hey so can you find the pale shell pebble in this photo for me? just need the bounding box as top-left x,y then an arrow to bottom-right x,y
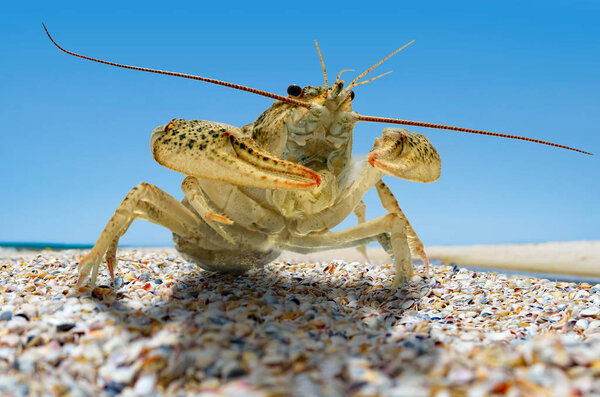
575,318 -> 589,330
1,247 -> 600,395
134,373 -> 156,395
580,307 -> 600,317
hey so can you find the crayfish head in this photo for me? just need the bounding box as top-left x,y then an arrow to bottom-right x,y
279,80 -> 357,176
298,80 -> 354,112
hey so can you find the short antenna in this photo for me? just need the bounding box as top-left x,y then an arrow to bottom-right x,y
314,40 -> 328,87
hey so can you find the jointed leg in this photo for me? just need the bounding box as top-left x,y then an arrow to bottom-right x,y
294,161 -> 384,235
285,212 -> 411,292
78,182 -> 205,287
181,177 -> 235,244
285,181 -> 429,290
284,220 -> 382,253
374,180 -> 430,275
353,200 -> 370,262
105,228 -> 127,281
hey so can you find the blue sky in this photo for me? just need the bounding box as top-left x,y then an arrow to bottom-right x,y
1,0 -> 598,246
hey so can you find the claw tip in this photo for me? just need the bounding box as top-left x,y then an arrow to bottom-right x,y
368,153 -> 377,167
314,174 -> 322,186
75,274 -> 86,288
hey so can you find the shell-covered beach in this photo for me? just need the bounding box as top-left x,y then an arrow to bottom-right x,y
1,245 -> 600,396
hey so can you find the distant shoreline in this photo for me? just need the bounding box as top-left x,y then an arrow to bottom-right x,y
0,242 -> 93,251
0,242 -> 167,251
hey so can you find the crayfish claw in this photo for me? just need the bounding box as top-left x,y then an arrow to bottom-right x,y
152,119 -> 320,190
369,128 -> 441,184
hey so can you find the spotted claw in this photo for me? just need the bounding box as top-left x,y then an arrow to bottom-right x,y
368,128 -> 441,184
151,119 -> 321,190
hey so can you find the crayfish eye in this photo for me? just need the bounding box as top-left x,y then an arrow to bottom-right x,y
287,84 -> 302,97
350,90 -> 355,101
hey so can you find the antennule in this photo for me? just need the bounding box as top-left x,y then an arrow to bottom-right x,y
43,23 -> 311,109
314,40 -> 328,88
351,71 -> 393,88
356,114 -> 593,155
349,40 -> 414,88
334,69 -> 354,85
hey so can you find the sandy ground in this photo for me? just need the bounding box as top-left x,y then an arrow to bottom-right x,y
2,243 -> 600,394
2,248 -> 600,395
280,241 -> 600,279
426,241 -> 600,278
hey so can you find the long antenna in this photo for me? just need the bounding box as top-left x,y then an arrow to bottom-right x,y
43,23 -> 311,109
356,114 -> 593,155
45,25 -> 592,155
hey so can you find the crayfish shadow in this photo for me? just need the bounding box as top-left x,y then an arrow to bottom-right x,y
86,262 -> 440,386
92,261 -> 432,339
